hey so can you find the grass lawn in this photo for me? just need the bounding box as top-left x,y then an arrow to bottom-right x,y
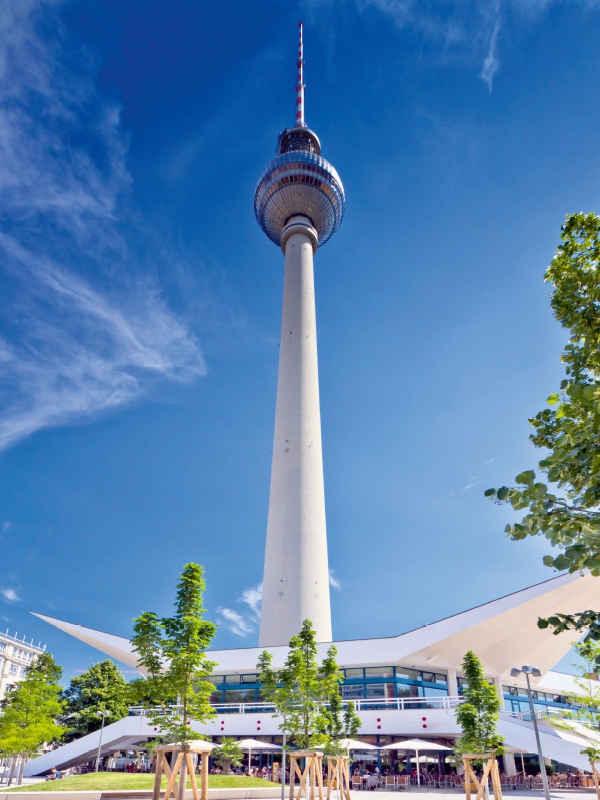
9,773 -> 271,792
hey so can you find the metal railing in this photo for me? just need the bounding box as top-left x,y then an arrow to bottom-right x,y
500,707 -> 563,722
128,695 -> 464,717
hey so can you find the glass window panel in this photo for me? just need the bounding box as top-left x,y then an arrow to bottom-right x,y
345,668 -> 364,679
224,689 -> 255,703
365,667 -> 394,678
422,672 -> 435,684
397,684 -> 419,698
435,674 -> 448,684
241,674 -> 257,683
210,690 -> 223,704
225,674 -> 241,683
397,668 -> 420,682
419,686 -> 448,698
342,684 -> 364,699
206,676 -> 223,685
366,683 -> 394,698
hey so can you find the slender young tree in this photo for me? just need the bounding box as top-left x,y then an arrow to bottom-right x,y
257,619 -> 354,751
60,660 -> 130,741
546,640 -> 600,760
454,651 -> 504,756
486,214 -> 600,638
131,563 -> 217,745
316,645 -> 361,755
0,653 -> 65,785
212,738 -> 244,774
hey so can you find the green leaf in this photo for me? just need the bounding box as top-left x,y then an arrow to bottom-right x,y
553,554 -> 571,571
542,555 -> 555,567
547,393 -> 560,405
496,487 -> 509,501
484,488 -> 495,497
515,470 -> 535,486
537,618 -> 550,629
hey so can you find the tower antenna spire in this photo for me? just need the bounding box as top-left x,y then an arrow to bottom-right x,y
296,22 -> 306,128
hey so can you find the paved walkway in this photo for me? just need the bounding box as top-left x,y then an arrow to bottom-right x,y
348,792 -> 597,800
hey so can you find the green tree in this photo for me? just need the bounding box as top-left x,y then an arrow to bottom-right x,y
60,660 -> 130,741
131,563 -> 217,745
257,619 -> 349,751
316,646 -> 361,755
546,640 -> 600,759
0,653 -> 65,784
212,738 -> 244,774
454,651 -> 504,756
486,213 -> 600,639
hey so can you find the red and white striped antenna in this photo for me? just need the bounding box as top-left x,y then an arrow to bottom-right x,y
295,22 -> 306,128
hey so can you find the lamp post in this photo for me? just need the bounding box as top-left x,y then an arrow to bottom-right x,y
95,710 -> 110,773
510,666 -> 551,800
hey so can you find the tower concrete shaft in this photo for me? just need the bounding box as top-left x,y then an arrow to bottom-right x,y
258,217 -> 332,647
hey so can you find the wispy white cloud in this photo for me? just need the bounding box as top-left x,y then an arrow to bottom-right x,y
1,588 -> 19,603
0,1 -> 207,451
463,476 -> 481,490
217,583 -> 263,638
480,3 -> 501,91
310,0 -> 600,89
329,569 -> 341,590
217,607 -> 255,638
241,584 -> 262,618
2,521 -> 11,533
483,457 -> 496,464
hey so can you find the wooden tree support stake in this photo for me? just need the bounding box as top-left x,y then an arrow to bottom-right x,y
326,756 -> 351,800
288,752 -> 325,800
462,754 -> 502,800
152,743 -> 212,800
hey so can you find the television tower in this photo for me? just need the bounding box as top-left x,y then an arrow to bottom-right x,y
255,23 -> 345,647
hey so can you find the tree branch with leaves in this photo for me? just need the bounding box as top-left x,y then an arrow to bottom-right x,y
486,213 -> 600,639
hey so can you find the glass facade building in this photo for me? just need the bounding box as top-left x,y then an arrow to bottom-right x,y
207,666 -> 449,707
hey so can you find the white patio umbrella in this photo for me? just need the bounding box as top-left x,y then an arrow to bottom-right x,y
380,739 -> 452,787
339,739 -> 379,751
237,739 -> 281,774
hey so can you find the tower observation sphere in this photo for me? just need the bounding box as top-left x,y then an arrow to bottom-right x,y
256,23 -> 342,648
254,30 -> 344,250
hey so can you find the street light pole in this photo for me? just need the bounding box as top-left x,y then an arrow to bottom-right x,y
510,666 -> 551,800
95,711 -> 110,773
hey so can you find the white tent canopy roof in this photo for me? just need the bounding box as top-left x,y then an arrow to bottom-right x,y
237,739 -> 281,750
380,739 -> 452,752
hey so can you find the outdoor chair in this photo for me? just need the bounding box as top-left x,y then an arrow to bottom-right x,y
385,775 -> 396,790
396,775 -> 409,790
352,776 -> 362,791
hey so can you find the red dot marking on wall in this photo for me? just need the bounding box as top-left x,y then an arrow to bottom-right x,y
377,718 -> 381,722
422,725 -> 427,729
422,717 -> 426,721
377,726 -> 381,730
257,727 -> 261,731
257,720 -> 261,723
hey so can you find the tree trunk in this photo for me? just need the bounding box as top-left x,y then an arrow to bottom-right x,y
223,760 -> 230,775
7,756 -> 17,787
17,755 -> 26,786
177,753 -> 187,800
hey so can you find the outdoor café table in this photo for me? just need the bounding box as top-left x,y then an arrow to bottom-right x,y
363,774 -> 380,789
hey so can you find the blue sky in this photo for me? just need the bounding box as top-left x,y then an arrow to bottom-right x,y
1,0 -> 599,682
